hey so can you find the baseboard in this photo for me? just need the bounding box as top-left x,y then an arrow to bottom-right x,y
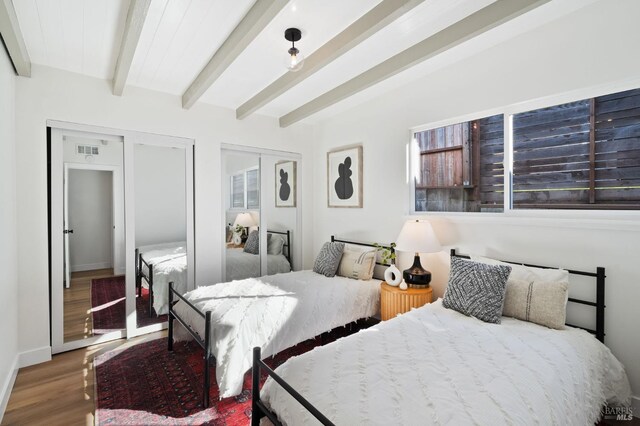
71,262 -> 112,272
18,346 -> 51,368
0,355 -> 18,422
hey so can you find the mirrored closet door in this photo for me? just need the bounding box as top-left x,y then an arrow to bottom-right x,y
132,141 -> 194,333
50,123 -> 194,353
221,147 -> 301,283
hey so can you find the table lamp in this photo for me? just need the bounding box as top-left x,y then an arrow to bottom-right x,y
233,213 -> 256,244
395,220 -> 441,287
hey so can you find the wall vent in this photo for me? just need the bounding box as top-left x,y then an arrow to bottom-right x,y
77,145 -> 99,155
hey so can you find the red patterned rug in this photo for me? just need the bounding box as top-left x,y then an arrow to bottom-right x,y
94,322 -> 374,425
91,276 -> 168,333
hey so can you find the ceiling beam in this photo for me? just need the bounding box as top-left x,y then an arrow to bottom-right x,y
279,0 -> 552,128
182,0 -> 289,110
112,0 -> 151,96
236,0 -> 425,120
0,0 -> 31,76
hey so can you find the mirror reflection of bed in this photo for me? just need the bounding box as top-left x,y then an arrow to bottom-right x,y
222,150 -> 298,282
134,144 -> 187,326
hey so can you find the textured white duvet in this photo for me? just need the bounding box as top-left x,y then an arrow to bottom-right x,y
262,299 -> 631,426
139,242 -> 187,315
225,248 -> 291,281
172,270 -> 381,398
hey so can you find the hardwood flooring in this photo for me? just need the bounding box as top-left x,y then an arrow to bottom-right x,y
2,331 -> 165,426
64,268 -> 120,342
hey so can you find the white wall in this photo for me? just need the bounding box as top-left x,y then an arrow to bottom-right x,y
134,144 -> 187,247
0,48 -> 18,419
68,169 -> 113,271
14,65 -> 315,365
312,0 -> 640,400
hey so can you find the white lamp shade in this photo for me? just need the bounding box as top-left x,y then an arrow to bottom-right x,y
395,220 -> 441,254
233,212 -> 255,228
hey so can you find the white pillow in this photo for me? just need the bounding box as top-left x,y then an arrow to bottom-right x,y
337,245 -> 376,280
267,234 -> 285,255
503,279 -> 569,329
471,255 -> 569,284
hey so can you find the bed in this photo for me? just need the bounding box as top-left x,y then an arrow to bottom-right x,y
135,241 -> 187,317
167,237 -> 392,407
225,230 -> 292,281
252,249 -> 632,426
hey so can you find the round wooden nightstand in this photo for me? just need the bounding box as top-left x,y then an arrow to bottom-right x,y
380,282 -> 433,321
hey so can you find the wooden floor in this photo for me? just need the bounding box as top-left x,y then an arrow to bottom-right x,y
2,331 -> 165,426
64,268 -> 119,342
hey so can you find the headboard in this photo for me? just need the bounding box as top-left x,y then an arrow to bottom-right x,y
268,229 -> 291,265
450,249 -> 606,343
331,235 -> 394,280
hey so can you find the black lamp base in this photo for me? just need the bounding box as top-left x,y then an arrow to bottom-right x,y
403,253 -> 432,287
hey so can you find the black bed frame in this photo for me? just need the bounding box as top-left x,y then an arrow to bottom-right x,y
167,235 -> 391,408
138,230 -> 292,318
250,249 -> 607,426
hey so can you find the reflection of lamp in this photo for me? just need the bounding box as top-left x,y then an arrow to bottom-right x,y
233,213 -> 256,244
395,220 -> 441,287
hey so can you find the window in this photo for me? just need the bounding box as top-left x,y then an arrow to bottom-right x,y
411,87 -> 640,212
230,167 -> 259,209
413,114 -> 504,212
513,88 -> 640,209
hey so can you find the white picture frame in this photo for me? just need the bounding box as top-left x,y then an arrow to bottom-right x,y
327,145 -> 363,208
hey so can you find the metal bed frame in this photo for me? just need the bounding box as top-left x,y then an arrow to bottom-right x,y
251,249 -> 606,426
167,235 -> 391,408
137,230 -> 292,318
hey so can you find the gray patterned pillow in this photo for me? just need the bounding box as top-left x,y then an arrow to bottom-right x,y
313,242 -> 345,277
243,230 -> 259,254
443,257 -> 512,324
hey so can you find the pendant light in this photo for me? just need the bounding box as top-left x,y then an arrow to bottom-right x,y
284,28 -> 304,72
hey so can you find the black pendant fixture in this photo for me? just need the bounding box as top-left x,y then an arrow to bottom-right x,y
284,28 -> 304,72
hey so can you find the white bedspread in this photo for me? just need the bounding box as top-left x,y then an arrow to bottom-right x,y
262,299 -> 631,426
139,242 -> 187,315
225,248 -> 291,281
172,270 -> 381,398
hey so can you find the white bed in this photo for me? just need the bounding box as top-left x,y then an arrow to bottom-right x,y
137,241 -> 187,315
171,270 -> 381,398
225,247 -> 291,281
261,299 -> 631,425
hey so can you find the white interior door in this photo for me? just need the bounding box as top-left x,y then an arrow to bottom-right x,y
63,163 -> 71,288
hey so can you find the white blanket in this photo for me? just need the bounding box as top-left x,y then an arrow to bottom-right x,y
262,299 -> 631,425
225,248 -> 291,281
139,242 -> 187,315
172,270 -> 381,398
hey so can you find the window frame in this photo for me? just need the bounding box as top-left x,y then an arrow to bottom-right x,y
408,79 -> 640,220
229,166 -> 259,211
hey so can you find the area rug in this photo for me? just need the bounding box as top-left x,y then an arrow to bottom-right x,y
91,276 -> 167,333
94,323 -> 374,425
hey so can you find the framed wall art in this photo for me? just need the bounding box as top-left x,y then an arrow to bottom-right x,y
275,160 -> 296,207
327,145 -> 362,208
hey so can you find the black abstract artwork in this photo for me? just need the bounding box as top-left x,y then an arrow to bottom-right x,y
327,145 -> 362,208
334,156 -> 354,200
279,168 -> 290,201
276,161 -> 296,207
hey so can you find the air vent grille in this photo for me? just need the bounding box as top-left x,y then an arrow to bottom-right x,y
77,145 -> 99,155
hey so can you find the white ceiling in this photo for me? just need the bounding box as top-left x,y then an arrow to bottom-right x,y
10,0 -> 601,124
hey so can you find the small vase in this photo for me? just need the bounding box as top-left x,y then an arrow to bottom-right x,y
384,263 -> 402,286
232,233 -> 242,245
399,280 -> 408,291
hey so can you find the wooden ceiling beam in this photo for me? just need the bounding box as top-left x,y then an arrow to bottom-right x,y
235,0 -> 425,120
279,0 -> 552,128
112,0 -> 151,96
182,0 -> 289,110
0,0 -> 31,77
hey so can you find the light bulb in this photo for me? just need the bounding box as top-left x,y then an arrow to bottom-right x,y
286,47 -> 304,72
